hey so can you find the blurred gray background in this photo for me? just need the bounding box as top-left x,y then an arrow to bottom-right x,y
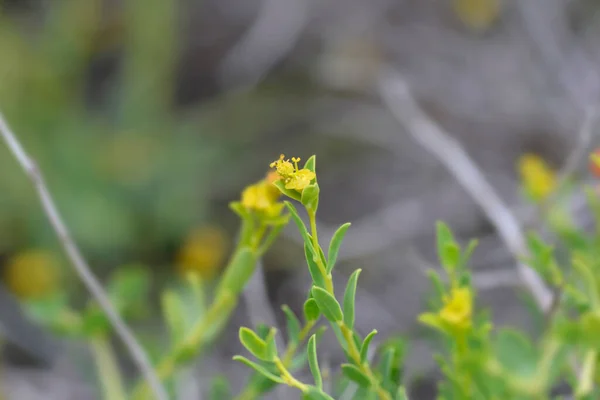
1,0 -> 600,398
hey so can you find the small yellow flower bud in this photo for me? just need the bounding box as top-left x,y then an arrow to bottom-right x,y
518,153 -> 557,201
4,250 -> 61,300
176,226 -> 228,279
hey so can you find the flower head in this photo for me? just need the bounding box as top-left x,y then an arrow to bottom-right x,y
4,249 -> 61,300
240,172 -> 283,218
439,286 -> 473,330
518,153 -> 557,201
176,226 -> 228,279
270,154 -> 316,192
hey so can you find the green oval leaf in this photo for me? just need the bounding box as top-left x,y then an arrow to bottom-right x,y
327,223 -> 351,274
273,180 -> 302,201
311,286 -> 343,322
304,298 -> 321,321
239,327 -> 269,361
233,356 -> 285,384
341,364 -> 371,388
282,305 -> 301,345
360,329 -> 378,364
264,328 -> 278,361
343,269 -> 361,329
307,334 -> 322,389
304,155 -> 317,174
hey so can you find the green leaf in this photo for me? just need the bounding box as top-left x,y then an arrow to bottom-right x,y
436,222 -> 455,257
264,328 -> 278,361
425,270 -> 445,306
215,247 -> 257,296
273,180 -> 302,201
306,243 -> 327,289
233,356 -> 285,384
229,201 -> 250,220
302,387 -> 335,400
460,239 -> 478,267
441,243 -> 461,271
311,286 -> 343,322
282,305 -> 301,344
341,364 -> 371,388
360,330 -> 378,363
343,269 -> 361,329
572,255 -> 600,308
494,328 -> 538,378
304,155 -> 317,174
161,290 -> 187,343
304,298 -> 321,321
239,327 -> 269,361
301,183 -> 320,211
327,223 -> 351,274
378,347 -> 398,393
307,334 -> 323,389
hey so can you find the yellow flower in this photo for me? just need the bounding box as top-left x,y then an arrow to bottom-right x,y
439,287 -> 473,330
4,249 -> 61,300
453,0 -> 501,32
176,226 -> 228,279
270,154 -> 295,178
518,153 -> 557,201
240,172 -> 283,218
284,169 -> 316,191
270,154 -> 316,192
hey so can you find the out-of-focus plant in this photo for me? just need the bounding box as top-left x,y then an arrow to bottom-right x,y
0,0 -> 222,262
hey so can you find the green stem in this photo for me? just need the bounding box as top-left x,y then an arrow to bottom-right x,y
234,320 -> 317,400
340,323 -> 392,400
90,336 -> 127,400
274,357 -> 308,392
307,209 -> 334,293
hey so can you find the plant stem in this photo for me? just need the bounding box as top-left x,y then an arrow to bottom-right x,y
274,357 -> 308,392
306,208 -> 390,400
90,336 -> 127,400
307,209 -> 334,293
340,323 -> 392,400
234,320 -> 317,400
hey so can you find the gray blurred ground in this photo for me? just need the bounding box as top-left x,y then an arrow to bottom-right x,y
4,0 -> 600,398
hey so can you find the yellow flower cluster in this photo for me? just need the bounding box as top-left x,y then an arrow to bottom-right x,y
518,153 -> 557,201
176,226 -> 228,279
4,250 -> 61,300
270,154 -> 316,192
240,171 -> 283,217
439,286 -> 473,330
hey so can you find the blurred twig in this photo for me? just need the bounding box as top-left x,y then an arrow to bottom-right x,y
377,67 -> 554,312
0,112 -> 168,400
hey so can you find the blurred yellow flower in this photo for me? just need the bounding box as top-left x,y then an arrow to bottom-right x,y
453,0 -> 501,32
240,171 -> 283,218
176,226 -> 229,279
518,153 -> 557,201
4,250 -> 61,300
439,287 -> 473,330
270,154 -> 315,192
